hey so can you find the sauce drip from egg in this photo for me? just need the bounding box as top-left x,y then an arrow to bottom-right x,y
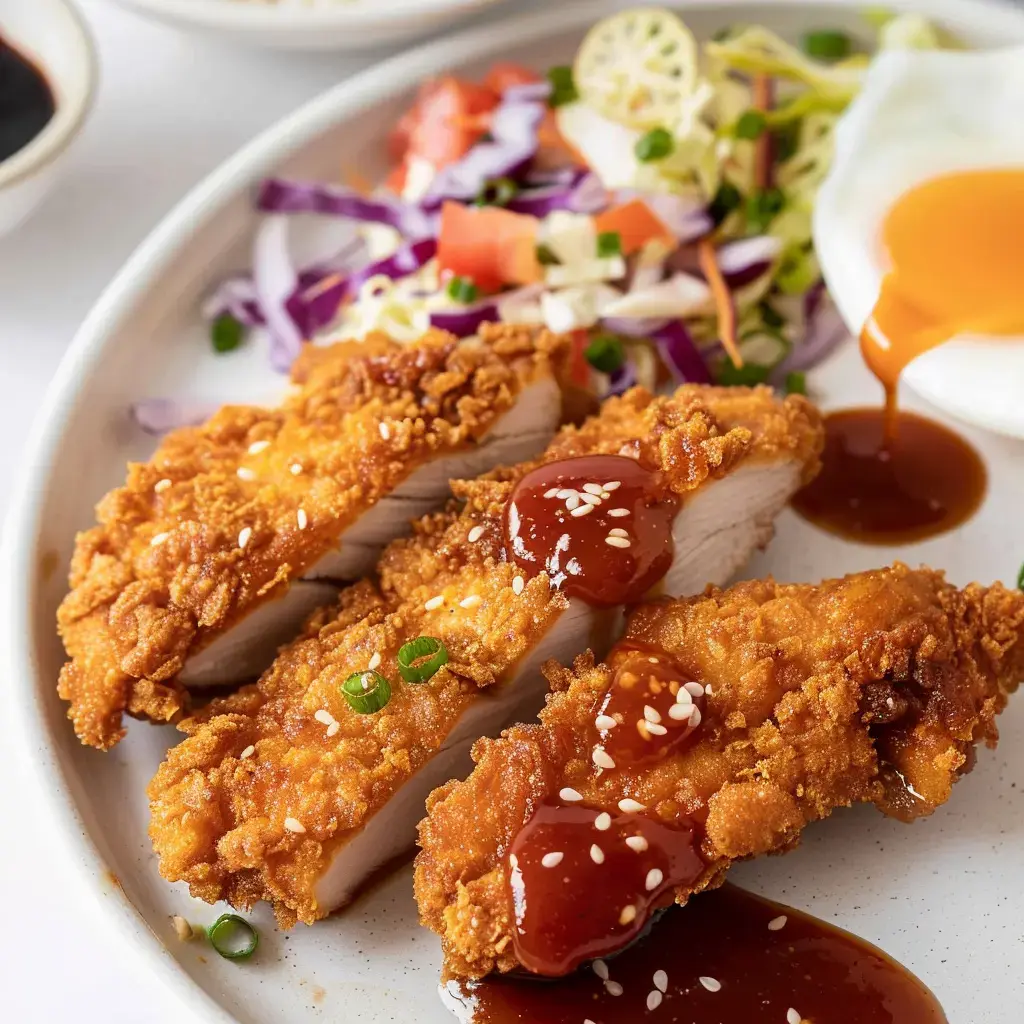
504,455 -> 677,607
0,34 -> 55,163
448,884 -> 947,1024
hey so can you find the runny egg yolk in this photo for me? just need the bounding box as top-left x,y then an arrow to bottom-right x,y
862,168 -> 1024,394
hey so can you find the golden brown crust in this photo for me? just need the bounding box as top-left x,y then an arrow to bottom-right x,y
414,564 -> 1024,979
147,383 -> 823,925
58,326 -> 566,750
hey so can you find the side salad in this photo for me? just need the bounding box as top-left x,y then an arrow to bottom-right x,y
183,7 -> 951,430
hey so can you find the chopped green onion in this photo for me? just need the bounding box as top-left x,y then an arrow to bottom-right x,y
476,176 -> 519,208
584,334 -> 626,374
206,914 -> 258,961
397,637 -> 448,684
342,671 -> 392,714
712,26 -> 734,42
745,187 -> 786,233
536,244 -> 560,266
760,301 -> 785,331
772,122 -> 801,162
709,182 -> 743,226
634,127 -> 674,163
446,276 -> 479,304
1018,561 -> 1024,590
547,66 -> 578,108
776,247 -> 818,295
211,313 -> 245,354
596,231 -> 622,258
802,29 -> 853,61
785,371 -> 807,396
716,361 -> 772,387
734,110 -> 767,140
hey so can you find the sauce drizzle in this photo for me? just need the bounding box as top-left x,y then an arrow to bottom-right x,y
448,884 -> 947,1024
0,34 -> 55,163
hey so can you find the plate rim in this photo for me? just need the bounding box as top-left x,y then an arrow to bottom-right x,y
5,0 -> 1024,1019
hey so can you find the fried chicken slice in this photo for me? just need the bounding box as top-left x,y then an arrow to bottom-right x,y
58,325 -> 566,749
415,564 -> 1024,980
147,384 -> 823,926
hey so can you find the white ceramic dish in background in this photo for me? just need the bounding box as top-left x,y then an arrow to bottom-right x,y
106,0 -> 507,51
0,0 -> 97,237
3,2 -> 1024,1023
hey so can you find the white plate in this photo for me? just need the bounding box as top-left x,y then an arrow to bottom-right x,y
104,0 -> 509,52
4,2 -> 1024,1022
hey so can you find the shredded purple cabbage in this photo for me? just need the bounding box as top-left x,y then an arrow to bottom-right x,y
651,321 -> 713,384
132,398 -> 220,436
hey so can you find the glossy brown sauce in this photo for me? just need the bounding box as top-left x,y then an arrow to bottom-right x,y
507,804 -> 703,977
791,406 -> 986,545
593,648 -> 705,769
0,34 -> 55,163
504,455 -> 677,607
448,884 -> 947,1024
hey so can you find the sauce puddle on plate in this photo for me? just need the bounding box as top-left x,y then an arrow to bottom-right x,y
0,33 -> 56,163
446,884 -> 947,1024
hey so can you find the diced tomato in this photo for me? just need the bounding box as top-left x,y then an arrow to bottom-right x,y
594,199 -> 677,256
568,329 -> 593,387
484,62 -> 541,94
437,202 -> 542,293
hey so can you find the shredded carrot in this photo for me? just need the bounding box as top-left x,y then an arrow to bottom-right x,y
752,74 -> 773,192
698,237 -> 742,369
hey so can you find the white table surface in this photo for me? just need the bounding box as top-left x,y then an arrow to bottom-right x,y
0,2 -> 524,1018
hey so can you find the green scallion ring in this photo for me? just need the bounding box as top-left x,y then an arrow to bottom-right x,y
342,670 -> 392,714
206,914 -> 258,961
397,637 -> 448,684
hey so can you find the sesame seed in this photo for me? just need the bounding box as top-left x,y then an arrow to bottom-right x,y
787,1009 -> 802,1024
424,595 -> 444,610
460,595 -> 482,609
647,990 -> 663,1011
571,504 -> 594,517
379,422 -> 391,440
675,688 -> 693,705
607,508 -> 630,517
594,812 -> 612,831
154,478 -> 171,493
603,481 -> 621,491
705,684 -> 713,695
668,703 -> 691,721
284,817 -> 306,834
592,960 -> 609,981
237,526 -> 252,549
583,483 -> 604,496
509,854 -> 519,870
248,440 -> 270,455
625,835 -> 648,853
585,1019 -> 597,1024
579,492 -> 602,506
592,748 -> 615,770
604,536 -> 631,548
239,745 -> 255,759
684,682 -> 705,698
618,798 -> 645,813
768,915 -> 787,931
237,467 -> 256,481
290,463 -> 303,475
605,981 -> 623,997
608,527 -> 629,539
297,508 -> 308,530
368,652 -> 381,671
541,851 -> 564,868
544,488 -> 559,499
653,970 -> 668,993
643,705 -> 662,724
565,494 -> 580,510
314,710 -> 334,726
512,576 -> 525,595
595,714 -> 618,730
699,976 -> 721,993
646,722 -> 668,736
645,868 -> 664,891
326,721 -> 340,738
556,489 -> 575,500
689,707 -> 702,727
590,844 -> 605,864
150,532 -> 170,546
468,525 -> 485,543
171,916 -> 194,942
560,787 -> 583,802
618,905 -> 637,926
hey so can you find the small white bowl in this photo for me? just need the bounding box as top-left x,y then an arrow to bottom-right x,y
0,0 -> 97,237
106,0 -> 509,52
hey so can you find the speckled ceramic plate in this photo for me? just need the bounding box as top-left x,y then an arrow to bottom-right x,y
4,2 -> 1024,1022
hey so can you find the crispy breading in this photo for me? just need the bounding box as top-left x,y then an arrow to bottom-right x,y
415,564 -> 1024,979
58,325 -> 566,750
147,384 -> 823,926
